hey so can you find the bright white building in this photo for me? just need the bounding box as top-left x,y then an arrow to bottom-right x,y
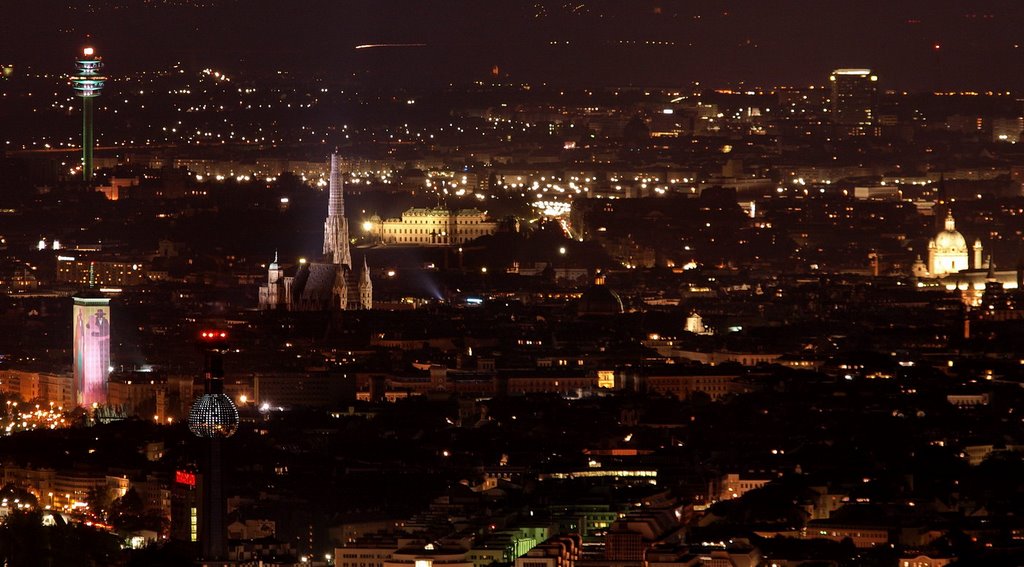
379,208 -> 498,246
927,212 -> 980,277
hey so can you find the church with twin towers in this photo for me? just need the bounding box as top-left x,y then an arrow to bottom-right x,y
258,155 -> 372,311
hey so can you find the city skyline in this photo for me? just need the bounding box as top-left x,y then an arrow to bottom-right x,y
8,3 -> 1024,566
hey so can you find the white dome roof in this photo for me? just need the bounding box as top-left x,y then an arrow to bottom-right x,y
934,229 -> 967,252
932,211 -> 968,253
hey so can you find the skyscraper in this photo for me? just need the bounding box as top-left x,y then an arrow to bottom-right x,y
72,293 -> 110,408
70,47 -> 106,183
829,68 -> 877,136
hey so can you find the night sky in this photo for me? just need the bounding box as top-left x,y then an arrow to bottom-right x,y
4,0 -> 1024,89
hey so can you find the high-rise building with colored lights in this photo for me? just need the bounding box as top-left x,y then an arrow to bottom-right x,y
829,68 -> 877,136
72,293 -> 111,407
70,47 -> 106,183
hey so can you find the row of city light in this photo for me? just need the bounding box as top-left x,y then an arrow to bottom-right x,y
3,401 -> 69,435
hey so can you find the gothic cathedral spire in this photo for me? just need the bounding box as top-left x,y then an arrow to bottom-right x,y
323,154 -> 352,268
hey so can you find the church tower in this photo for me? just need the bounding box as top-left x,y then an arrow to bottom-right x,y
359,256 -> 373,310
265,251 -> 283,308
323,154 -> 352,268
259,155 -> 371,311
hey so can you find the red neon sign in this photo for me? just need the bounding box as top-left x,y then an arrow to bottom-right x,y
175,470 -> 196,486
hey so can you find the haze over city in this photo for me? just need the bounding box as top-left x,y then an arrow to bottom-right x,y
5,1 -> 1024,88
7,2 -> 1024,567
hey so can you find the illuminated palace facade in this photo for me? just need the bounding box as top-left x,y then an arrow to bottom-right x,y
258,155 -> 372,311
377,208 -> 499,245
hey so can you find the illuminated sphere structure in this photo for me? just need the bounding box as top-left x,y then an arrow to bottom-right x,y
188,393 -> 239,438
190,329 -> 236,562
70,47 -> 106,183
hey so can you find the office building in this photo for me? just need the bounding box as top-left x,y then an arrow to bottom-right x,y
829,68 -> 877,135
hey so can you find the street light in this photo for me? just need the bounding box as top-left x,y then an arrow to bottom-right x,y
559,247 -> 568,283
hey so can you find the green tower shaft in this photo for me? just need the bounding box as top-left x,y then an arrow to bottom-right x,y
71,47 -> 105,186
82,96 -> 94,182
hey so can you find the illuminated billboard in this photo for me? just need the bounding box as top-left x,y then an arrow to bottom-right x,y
175,470 -> 197,487
73,296 -> 110,407
598,370 -> 616,389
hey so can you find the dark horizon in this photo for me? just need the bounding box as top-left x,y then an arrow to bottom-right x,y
4,0 -> 1024,90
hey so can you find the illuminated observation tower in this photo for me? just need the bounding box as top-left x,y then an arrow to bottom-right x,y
70,47 -> 106,183
188,330 -> 239,565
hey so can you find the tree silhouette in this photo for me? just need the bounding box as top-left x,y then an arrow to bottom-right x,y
110,487 -> 145,531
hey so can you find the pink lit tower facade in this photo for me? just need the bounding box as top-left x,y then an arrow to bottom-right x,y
73,293 -> 111,407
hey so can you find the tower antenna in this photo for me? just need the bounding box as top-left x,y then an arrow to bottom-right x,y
71,45 -> 106,184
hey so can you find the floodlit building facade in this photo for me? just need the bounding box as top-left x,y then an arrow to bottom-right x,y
379,208 -> 498,245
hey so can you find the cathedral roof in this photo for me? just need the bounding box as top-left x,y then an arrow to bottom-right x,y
294,262 -> 341,303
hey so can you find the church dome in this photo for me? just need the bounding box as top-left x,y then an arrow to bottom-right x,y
933,229 -> 967,253
932,211 -> 967,253
927,211 -> 972,277
577,284 -> 624,316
